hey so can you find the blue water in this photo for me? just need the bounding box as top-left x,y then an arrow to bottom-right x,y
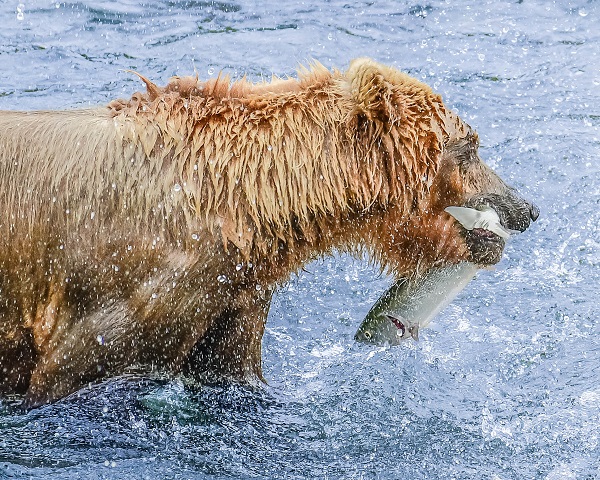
1,1 -> 599,479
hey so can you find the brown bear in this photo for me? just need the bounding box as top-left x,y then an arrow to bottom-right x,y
0,58 -> 538,407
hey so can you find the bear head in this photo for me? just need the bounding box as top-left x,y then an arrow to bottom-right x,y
344,58 -> 538,274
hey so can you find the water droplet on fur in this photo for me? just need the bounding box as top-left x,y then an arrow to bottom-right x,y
97,335 -> 105,345
236,263 -> 243,271
256,284 -> 262,291
217,274 -> 227,283
173,183 -> 182,192
191,233 -> 199,240
90,211 -> 95,220
267,145 -> 273,151
151,293 -> 157,299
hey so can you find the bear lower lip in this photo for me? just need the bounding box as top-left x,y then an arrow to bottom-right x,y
465,228 -> 505,265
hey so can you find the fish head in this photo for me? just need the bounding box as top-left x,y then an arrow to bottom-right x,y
427,128 -> 539,266
354,312 -> 418,346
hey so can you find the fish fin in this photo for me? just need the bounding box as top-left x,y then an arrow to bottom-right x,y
445,206 -> 511,240
445,206 -> 480,230
489,224 -> 512,240
409,326 -> 419,341
479,208 -> 511,239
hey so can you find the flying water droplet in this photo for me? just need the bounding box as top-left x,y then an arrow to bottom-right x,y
16,3 -> 25,20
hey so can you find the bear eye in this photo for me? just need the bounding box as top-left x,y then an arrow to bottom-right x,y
458,150 -> 477,168
456,140 -> 480,171
444,137 -> 477,168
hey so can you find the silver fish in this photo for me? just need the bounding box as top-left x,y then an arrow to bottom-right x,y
354,262 -> 478,346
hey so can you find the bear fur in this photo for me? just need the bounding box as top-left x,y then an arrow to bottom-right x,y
0,58 -> 536,407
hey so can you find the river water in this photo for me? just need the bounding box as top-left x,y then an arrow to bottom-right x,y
0,1 -> 598,479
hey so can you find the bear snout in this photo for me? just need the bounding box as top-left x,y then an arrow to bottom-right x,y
452,190 -> 538,266
464,191 -> 539,235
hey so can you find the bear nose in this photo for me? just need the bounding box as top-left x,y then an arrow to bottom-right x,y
529,202 -> 540,222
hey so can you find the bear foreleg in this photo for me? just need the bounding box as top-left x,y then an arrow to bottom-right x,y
182,286 -> 273,385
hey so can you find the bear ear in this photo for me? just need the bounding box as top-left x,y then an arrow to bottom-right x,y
345,58 -> 397,123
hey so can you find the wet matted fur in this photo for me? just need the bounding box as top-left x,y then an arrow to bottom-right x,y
0,58 -> 534,406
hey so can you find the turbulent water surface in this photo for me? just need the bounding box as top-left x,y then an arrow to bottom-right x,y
0,1 -> 599,479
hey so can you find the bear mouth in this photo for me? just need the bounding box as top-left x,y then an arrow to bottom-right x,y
445,203 -> 510,265
451,191 -> 538,266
